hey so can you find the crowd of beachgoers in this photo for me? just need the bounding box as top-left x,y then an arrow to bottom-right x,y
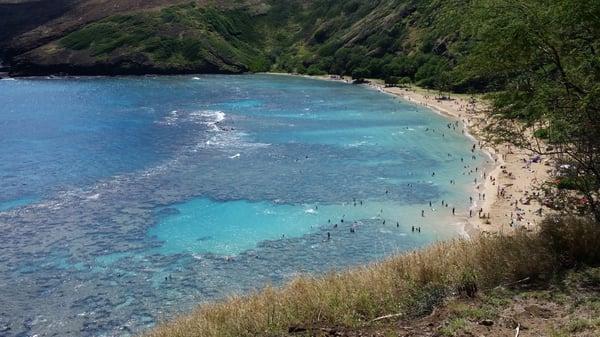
378,83 -> 551,236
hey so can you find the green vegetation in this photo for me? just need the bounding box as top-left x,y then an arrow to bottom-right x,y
567,318 -> 600,333
60,3 -> 271,72
144,216 -> 599,337
264,0 -> 468,88
438,318 -> 467,337
446,301 -> 499,321
55,0 -> 472,84
455,0 -> 600,222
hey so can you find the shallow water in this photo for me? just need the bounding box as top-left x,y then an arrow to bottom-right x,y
0,74 -> 489,336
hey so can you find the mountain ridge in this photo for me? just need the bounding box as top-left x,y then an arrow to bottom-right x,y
1,0 -> 468,91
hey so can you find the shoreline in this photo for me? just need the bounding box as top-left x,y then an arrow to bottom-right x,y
273,72 -> 551,237
5,71 -> 551,237
375,83 -> 550,236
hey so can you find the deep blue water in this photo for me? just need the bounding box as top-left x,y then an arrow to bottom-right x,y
0,75 -> 489,336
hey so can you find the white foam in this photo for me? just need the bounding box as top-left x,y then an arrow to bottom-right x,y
157,110 -> 181,126
229,153 -> 241,159
86,193 -> 100,200
157,110 -> 226,127
187,110 -> 225,126
347,140 -> 369,147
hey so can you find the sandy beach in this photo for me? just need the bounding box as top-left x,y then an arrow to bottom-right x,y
374,82 -> 552,236
279,73 -> 553,236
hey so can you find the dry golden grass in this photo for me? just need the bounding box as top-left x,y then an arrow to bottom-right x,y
144,217 -> 600,337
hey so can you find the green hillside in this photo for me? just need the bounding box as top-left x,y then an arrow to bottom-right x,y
58,5 -> 271,73
9,0 -> 474,88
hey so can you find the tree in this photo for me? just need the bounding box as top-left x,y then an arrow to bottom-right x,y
461,0 -> 600,221
351,67 -> 370,80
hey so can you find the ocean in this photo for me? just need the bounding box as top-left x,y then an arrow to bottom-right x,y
0,74 -> 489,336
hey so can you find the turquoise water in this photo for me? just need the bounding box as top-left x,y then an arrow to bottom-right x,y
0,74 -> 490,336
150,199 -> 455,256
0,197 -> 37,211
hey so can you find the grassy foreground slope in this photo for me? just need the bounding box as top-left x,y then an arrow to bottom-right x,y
145,217 -> 600,337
